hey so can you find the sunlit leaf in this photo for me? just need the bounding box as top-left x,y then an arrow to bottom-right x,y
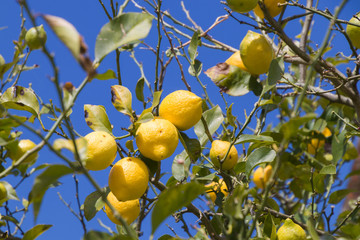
280,113 -> 317,140
110,85 -> 133,118
95,69 -> 117,80
172,150 -> 190,181
53,138 -> 87,163
188,59 -> 202,77
84,104 -> 112,134
151,182 -> 205,233
188,31 -> 200,63
23,224 -> 52,240
235,134 -> 275,145
95,13 -> 153,63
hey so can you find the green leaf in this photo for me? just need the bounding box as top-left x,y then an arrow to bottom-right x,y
43,15 -> 81,60
0,115 -> 27,130
23,224 -> 52,240
188,31 -> 200,63
95,13 -> 153,63
194,105 -> 224,146
95,69 -> 117,80
172,150 -> 190,181
179,132 -> 201,162
328,189 -> 354,204
28,165 -> 74,220
319,164 -> 336,175
263,214 -> 277,240
280,113 -> 317,140
84,104 -> 113,134
224,185 -> 247,219
245,147 -> 276,178
331,130 -> 347,163
83,231 -> 112,240
306,218 -> 320,240
151,90 -> 162,109
53,138 -> 87,163
151,182 -> 206,234
235,134 -> 275,145
0,86 -> 40,117
205,64 -> 253,96
188,59 -> 202,77
262,57 -> 284,95
0,181 -> 19,201
226,103 -> 236,127
111,85 -> 133,118
135,77 -> 145,102
84,187 -> 110,221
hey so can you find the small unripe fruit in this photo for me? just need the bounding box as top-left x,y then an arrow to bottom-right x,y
25,25 -> 47,50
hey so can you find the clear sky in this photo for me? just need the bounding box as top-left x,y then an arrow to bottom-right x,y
0,0 -> 359,239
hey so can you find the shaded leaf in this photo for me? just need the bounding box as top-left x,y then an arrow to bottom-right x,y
245,147 -> 276,178
306,218 -> 320,240
263,214 -> 277,240
111,85 -> 133,118
135,77 -> 145,102
95,13 -> 153,62
319,165 -> 336,175
262,57 -> 284,94
329,189 -> 354,204
84,187 -> 110,221
53,138 -> 87,163
179,132 -> 201,162
224,185 -> 247,219
280,113 -> 317,140
172,150 -> 190,181
28,165 -> 74,220
188,59 -> 202,77
84,104 -> 112,134
188,31 -> 200,63
83,231 -> 112,240
194,105 -> 224,146
23,224 -> 52,240
331,130 -> 347,163
95,69 -> 117,80
151,182 -> 205,233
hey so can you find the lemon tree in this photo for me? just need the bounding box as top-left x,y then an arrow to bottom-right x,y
2,1 -> 360,240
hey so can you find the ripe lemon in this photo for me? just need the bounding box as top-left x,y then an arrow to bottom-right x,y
226,0 -> 259,13
0,183 -> 7,201
225,51 -> 249,72
135,118 -> 179,161
108,157 -> 149,201
346,13 -> 360,49
277,218 -> 307,240
8,139 -> 39,163
253,165 -> 273,189
206,179 -> 228,202
159,90 -> 203,131
210,140 -> 238,170
253,0 -> 286,19
307,127 -> 331,155
104,191 -> 140,225
25,25 -> 47,50
240,31 -> 274,75
84,131 -> 117,171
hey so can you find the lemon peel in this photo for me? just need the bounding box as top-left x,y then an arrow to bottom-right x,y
225,51 -> 249,72
226,0 -> 259,13
253,165 -> 273,189
210,140 -> 238,170
206,179 -> 228,203
253,0 -> 286,19
8,139 -> 39,164
277,218 -> 307,240
346,13 -> 360,49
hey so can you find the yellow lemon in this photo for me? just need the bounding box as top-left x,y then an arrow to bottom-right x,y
225,51 -> 249,72
253,165 -> 273,189
277,218 -> 307,240
0,183 -> 7,201
9,139 -> 39,163
226,0 -> 259,13
209,140 -> 238,170
253,0 -> 286,19
206,179 -> 228,202
104,191 -> 140,225
108,157 -> 149,201
159,90 -> 203,131
240,31 -> 274,75
136,118 -> 179,161
307,127 -> 331,155
346,13 -> 360,49
84,131 -> 117,171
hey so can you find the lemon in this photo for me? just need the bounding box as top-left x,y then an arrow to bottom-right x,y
240,31 -> 274,75
253,0 -> 286,19
108,157 -> 149,201
25,25 -> 47,50
8,139 -> 39,163
253,165 -> 273,189
136,118 -> 179,161
277,218 -> 307,240
84,131 -> 117,171
210,140 -> 238,170
226,0 -> 259,13
0,183 -> 7,201
225,51 -> 249,72
159,90 -> 203,131
346,13 -> 360,49
307,127 -> 331,155
104,191 -> 140,225
206,179 -> 228,202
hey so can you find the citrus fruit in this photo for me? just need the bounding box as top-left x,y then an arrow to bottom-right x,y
225,51 -> 249,72
0,55 -> 5,66
253,0 -> 286,19
104,191 -> 140,225
84,131 -> 117,171
346,13 -> 360,49
159,90 -> 203,131
206,179 -> 228,202
108,157 -> 149,201
0,183 -> 7,201
8,139 -> 39,163
253,165 -> 273,189
135,118 -> 179,161
210,140 -> 238,170
226,0 -> 259,13
307,127 -> 331,155
25,25 -> 47,50
240,31 -> 274,75
277,218 -> 307,240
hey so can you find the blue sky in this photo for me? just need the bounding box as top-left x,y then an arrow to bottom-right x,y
1,0 -> 359,239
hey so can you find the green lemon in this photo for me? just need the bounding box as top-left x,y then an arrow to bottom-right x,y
25,25 -> 47,50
